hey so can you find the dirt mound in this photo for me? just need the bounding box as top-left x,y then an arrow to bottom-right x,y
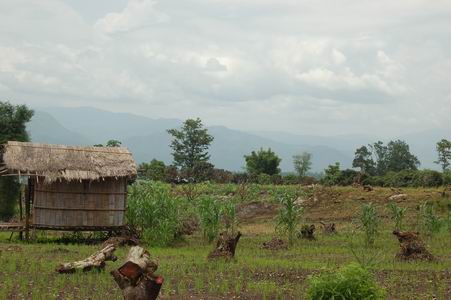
237,201 -> 277,220
261,237 -> 287,250
178,217 -> 199,235
393,230 -> 434,261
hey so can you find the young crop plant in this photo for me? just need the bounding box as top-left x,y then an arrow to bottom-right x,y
221,201 -> 238,235
198,195 -> 222,242
306,263 -> 386,300
126,181 -> 182,247
387,202 -> 407,231
420,202 -> 443,235
275,190 -> 304,246
360,203 -> 380,247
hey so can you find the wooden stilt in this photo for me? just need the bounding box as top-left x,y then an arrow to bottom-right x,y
25,178 -> 32,241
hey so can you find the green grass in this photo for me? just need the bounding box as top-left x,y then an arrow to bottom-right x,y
0,186 -> 450,299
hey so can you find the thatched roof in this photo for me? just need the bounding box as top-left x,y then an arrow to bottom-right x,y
0,141 -> 137,183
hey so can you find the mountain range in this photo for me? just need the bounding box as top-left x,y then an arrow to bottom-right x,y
26,106 -> 447,172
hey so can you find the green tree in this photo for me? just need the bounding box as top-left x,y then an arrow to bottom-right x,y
138,159 -> 166,181
352,146 -> 375,175
435,139 -> 451,171
244,148 -> 281,176
167,118 -> 214,179
0,101 -> 34,220
94,139 -> 122,147
322,162 -> 341,186
106,139 -> 122,147
385,140 -> 420,172
293,152 -> 312,178
370,141 -> 388,176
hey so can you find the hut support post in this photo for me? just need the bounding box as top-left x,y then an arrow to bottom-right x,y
25,178 -> 32,241
19,184 -> 24,240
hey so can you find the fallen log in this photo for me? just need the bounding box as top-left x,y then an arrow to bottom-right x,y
56,244 -> 117,273
111,246 -> 163,300
208,231 -> 242,259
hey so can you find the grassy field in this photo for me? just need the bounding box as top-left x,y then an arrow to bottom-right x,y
0,186 -> 450,299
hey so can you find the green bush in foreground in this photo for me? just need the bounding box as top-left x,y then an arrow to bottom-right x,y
307,263 -> 386,300
126,181 -> 182,247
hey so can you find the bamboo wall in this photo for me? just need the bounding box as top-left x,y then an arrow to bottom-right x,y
32,178 -> 126,229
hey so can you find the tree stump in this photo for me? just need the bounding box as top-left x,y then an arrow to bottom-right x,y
56,244 -> 117,273
299,224 -> 316,240
320,222 -> 336,234
393,230 -> 434,261
208,231 -> 242,259
111,246 -> 163,300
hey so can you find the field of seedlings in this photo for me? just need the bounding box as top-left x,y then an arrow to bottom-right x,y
1,184 -> 450,299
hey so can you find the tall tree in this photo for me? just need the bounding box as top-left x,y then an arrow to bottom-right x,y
322,162 -> 341,186
244,148 -> 281,176
0,101 -> 34,220
167,118 -> 214,177
435,139 -> 451,171
352,146 -> 375,175
369,141 -> 388,176
293,152 -> 312,178
385,140 -> 420,172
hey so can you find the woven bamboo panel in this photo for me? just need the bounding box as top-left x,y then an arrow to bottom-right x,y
32,178 -> 126,228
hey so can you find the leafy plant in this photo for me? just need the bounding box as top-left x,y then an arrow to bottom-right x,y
198,196 -> 222,243
360,203 -> 380,247
221,201 -> 238,235
126,181 -> 182,247
275,190 -> 303,246
306,263 -> 386,300
420,202 -> 443,235
387,202 -> 407,231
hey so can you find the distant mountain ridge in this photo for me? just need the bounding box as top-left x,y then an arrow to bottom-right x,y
26,107 -> 447,172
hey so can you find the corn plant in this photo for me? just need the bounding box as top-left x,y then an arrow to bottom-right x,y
275,191 -> 303,246
420,202 -> 443,235
387,202 -> 407,231
126,181 -> 182,247
221,201 -> 238,235
198,196 -> 222,243
360,203 -> 380,247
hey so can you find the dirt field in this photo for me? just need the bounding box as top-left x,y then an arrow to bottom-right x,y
0,186 -> 450,299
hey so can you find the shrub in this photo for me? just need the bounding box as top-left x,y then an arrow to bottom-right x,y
198,196 -> 222,242
387,202 -> 406,231
306,263 -> 386,300
126,181 -> 182,247
275,190 -> 303,246
360,203 -> 380,247
0,177 -> 20,221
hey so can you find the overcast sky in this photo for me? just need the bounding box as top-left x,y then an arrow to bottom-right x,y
1,0 -> 450,136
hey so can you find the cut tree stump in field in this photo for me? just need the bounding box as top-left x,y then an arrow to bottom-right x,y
299,224 -> 316,240
393,230 -> 434,261
261,237 -> 287,250
111,246 -> 163,300
56,244 -> 117,273
320,222 -> 336,234
208,231 -> 242,259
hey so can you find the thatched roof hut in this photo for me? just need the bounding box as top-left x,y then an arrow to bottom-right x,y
1,141 -> 136,183
1,141 -> 137,231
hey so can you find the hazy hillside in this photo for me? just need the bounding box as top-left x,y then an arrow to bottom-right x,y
27,107 -> 447,172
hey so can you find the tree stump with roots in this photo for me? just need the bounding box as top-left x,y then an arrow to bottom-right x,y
111,246 -> 163,300
393,230 -> 434,261
208,231 -> 242,259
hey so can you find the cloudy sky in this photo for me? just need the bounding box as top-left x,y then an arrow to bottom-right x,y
1,0 -> 450,136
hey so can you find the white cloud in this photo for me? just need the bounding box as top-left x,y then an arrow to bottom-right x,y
0,0 -> 450,135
